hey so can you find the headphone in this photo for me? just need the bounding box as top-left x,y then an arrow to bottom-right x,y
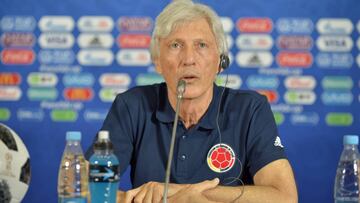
219,54 -> 230,72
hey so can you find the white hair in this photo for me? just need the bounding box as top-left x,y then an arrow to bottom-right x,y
149,0 -> 228,60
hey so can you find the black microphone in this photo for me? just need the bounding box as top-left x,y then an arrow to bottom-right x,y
163,80 -> 186,203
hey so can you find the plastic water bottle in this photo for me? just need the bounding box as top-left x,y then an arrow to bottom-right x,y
334,135 -> 360,203
89,130 -> 120,203
58,131 -> 88,203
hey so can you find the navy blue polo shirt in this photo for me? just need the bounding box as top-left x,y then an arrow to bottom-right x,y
85,82 -> 286,188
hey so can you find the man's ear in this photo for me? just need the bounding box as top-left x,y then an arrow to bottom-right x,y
153,58 -> 163,75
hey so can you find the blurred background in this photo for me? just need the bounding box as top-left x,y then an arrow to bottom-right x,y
1,0 -> 360,202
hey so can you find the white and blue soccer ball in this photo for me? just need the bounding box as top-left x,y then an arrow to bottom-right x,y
0,123 -> 31,203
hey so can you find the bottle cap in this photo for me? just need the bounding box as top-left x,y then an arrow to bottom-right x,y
343,135 -> 359,145
98,130 -> 109,140
66,131 -> 81,141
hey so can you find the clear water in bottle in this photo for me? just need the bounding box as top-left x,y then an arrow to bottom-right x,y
58,131 -> 88,203
334,135 -> 360,203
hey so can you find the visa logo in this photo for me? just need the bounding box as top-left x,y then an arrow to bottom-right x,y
322,91 -> 353,106
38,16 -> 74,32
290,112 -> 319,126
316,53 -> 353,68
78,16 -> 114,32
1,16 -> 36,31
276,18 -> 314,34
0,73 -> 21,85
17,108 -> 44,122
77,50 -> 114,66
246,75 -> 279,90
63,73 -> 95,87
316,18 -> 353,35
316,36 -> 353,52
39,33 -> 74,49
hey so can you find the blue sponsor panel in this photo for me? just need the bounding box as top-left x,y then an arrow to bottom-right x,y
275,18 -> 314,34
62,73 -> 95,87
83,109 -> 108,122
321,91 -> 353,105
290,112 -> 319,126
0,16 -> 36,31
17,108 -> 44,122
246,75 -> 279,89
38,50 -> 75,64
316,53 -> 353,68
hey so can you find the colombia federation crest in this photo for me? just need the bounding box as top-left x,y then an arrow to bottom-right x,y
207,143 -> 235,173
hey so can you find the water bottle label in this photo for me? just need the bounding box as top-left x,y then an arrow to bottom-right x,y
89,165 -> 120,182
58,197 -> 87,203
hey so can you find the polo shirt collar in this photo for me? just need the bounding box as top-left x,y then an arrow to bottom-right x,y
156,82 -> 222,130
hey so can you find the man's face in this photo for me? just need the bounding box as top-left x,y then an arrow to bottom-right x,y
154,18 -> 220,100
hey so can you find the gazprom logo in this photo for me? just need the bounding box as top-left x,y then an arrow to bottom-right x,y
276,18 -> 313,34
77,50 -> 114,66
38,50 -> 75,64
321,76 -> 353,90
38,16 -> 74,32
39,33 -> 74,49
246,75 -> 279,90
321,91 -> 353,106
63,73 -> 95,87
316,53 -> 353,69
17,108 -> 44,122
116,49 -> 151,66
78,16 -> 114,32
236,51 -> 273,68
290,112 -> 319,126
284,91 -> 316,105
316,18 -> 353,35
316,36 -> 353,52
1,16 -> 36,31
236,34 -> 273,50
221,17 -> 234,33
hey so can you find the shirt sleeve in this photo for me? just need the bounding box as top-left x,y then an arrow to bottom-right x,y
85,94 -> 134,176
246,95 -> 286,177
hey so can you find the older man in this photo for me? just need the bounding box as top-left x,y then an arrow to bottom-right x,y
86,1 -> 298,202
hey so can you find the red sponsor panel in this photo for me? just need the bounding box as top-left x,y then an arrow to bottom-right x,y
237,18 -> 273,33
64,88 -> 93,101
117,34 -> 151,48
257,90 -> 278,103
0,73 -> 21,85
1,49 -> 35,65
277,52 -> 313,67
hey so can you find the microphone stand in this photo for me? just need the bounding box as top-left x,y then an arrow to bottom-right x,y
163,80 -> 186,203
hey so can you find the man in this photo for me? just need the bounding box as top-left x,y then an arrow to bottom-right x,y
86,0 -> 298,202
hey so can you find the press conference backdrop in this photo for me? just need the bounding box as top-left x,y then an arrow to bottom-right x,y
1,0 -> 360,202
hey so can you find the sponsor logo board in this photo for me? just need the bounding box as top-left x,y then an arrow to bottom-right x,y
316,18 -> 353,35
236,34 -> 273,50
78,16 -> 114,32
236,51 -> 273,68
276,18 -> 313,34
38,16 -> 74,32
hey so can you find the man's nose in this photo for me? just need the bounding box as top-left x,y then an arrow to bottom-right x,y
181,45 -> 196,66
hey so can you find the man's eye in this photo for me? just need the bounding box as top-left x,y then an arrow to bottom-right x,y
170,42 -> 181,48
198,42 -> 208,48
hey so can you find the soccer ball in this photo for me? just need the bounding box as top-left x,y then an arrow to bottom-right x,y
0,123 -> 31,203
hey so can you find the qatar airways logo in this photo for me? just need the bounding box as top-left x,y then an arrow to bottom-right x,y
237,18 -> 273,33
276,52 -> 313,68
117,34 -> 151,48
284,76 -> 316,90
117,17 -> 153,32
316,18 -> 353,35
236,34 -> 273,50
77,33 -> 113,49
1,49 -> 35,65
78,16 -> 114,32
276,35 -> 313,50
38,16 -> 74,32
1,33 -> 35,47
0,73 -> 21,85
